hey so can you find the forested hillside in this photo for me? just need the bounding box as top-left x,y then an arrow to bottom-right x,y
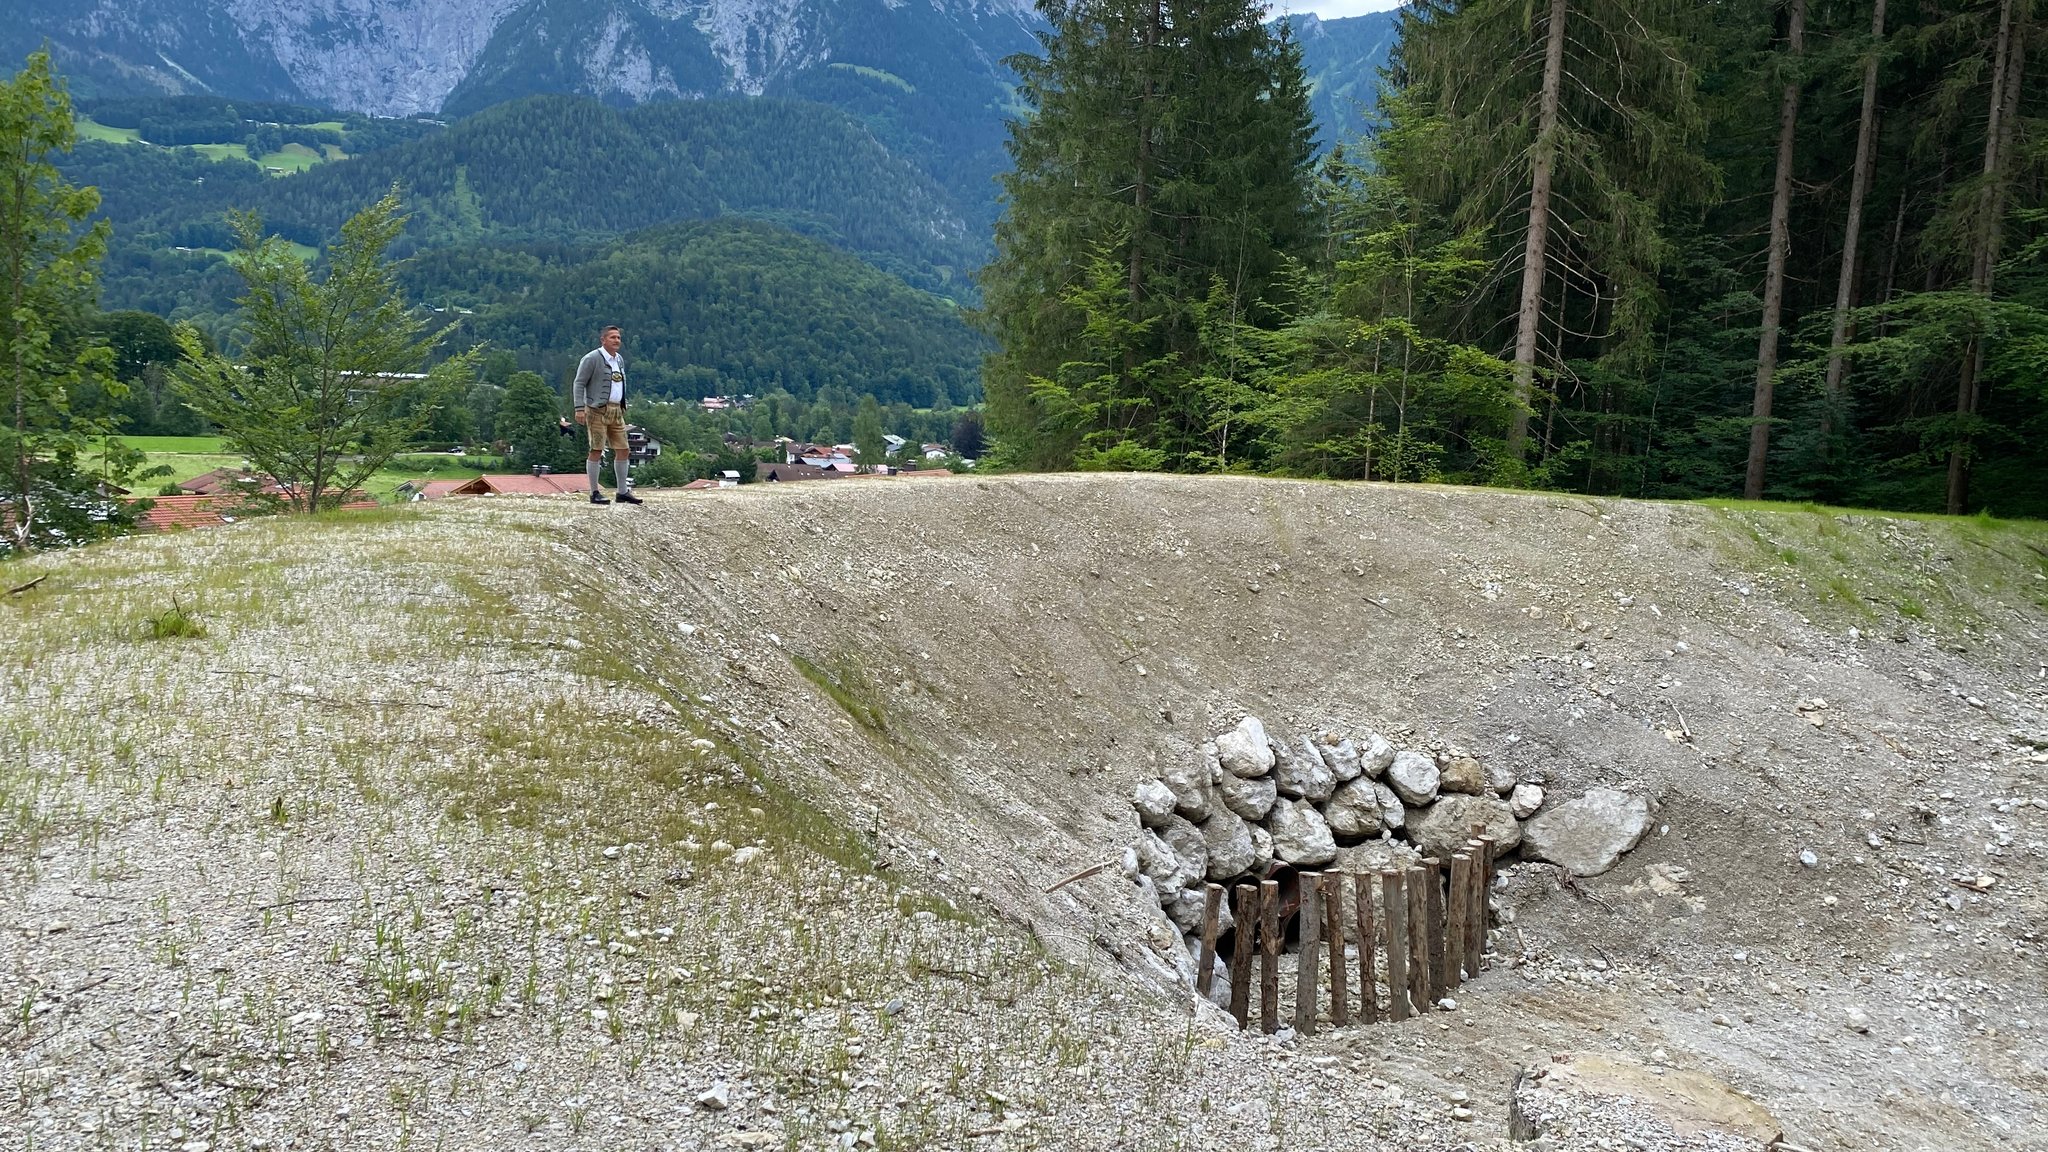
980,0 -> 2048,518
407,220 -> 983,407
70,95 -> 977,302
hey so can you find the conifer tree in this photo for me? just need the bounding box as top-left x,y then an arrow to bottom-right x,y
980,0 -> 1318,471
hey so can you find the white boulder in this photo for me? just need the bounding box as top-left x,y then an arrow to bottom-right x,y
1386,751 -> 1441,806
1522,788 -> 1656,877
1215,717 -> 1276,777
1218,769 -> 1277,821
1133,780 -> 1177,828
1274,737 -> 1337,801
1265,798 -> 1337,866
1323,777 -> 1382,839
1202,809 -> 1258,880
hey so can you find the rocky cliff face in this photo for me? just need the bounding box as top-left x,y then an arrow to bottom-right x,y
21,0 -> 1039,117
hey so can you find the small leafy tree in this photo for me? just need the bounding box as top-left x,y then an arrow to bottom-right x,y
852,395 -> 886,470
1,50 -> 129,555
495,370 -> 565,466
174,188 -> 479,512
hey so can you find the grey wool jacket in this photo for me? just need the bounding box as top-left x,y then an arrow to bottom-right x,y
572,349 -> 623,411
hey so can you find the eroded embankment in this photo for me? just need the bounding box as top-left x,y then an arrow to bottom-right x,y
2,477 -> 2044,1152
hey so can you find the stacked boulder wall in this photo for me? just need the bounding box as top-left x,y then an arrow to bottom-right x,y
1123,714 -> 1661,975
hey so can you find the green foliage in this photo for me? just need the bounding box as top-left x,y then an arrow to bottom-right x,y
981,0 -> 1320,472
145,597 -> 205,639
853,395 -> 886,469
496,370 -> 578,470
173,189 -> 481,511
0,50 -> 137,555
438,220 -> 984,409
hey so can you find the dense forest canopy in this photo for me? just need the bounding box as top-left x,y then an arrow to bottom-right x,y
978,0 -> 2048,518
410,220 -> 984,408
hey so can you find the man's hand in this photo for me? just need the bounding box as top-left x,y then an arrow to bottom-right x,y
573,408 -> 589,426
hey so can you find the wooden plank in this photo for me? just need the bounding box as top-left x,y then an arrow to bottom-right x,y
1196,883 -> 1223,999
1229,883 -> 1256,1028
1476,835 -> 1498,962
1446,853 -> 1470,988
1423,857 -> 1447,1002
1324,871 -> 1349,1028
1259,878 -> 1281,1035
1354,870 -> 1379,1024
1405,865 -> 1430,1012
1464,837 -> 1488,969
1381,870 -> 1409,1021
1295,873 -> 1321,1035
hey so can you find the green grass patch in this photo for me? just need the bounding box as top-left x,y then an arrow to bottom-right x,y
826,63 -> 916,93
258,144 -> 324,173
75,116 -> 140,144
188,142 -> 255,164
791,653 -> 888,734
109,435 -> 229,454
145,599 -> 206,640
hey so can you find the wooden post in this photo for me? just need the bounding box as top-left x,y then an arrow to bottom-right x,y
1295,873 -> 1321,1035
1229,883 -> 1256,1028
1405,865 -> 1429,1012
1447,853 -> 1471,987
1196,884 -> 1223,999
1423,857 -> 1447,1002
1381,870 -> 1409,1021
1476,835 -> 1498,962
1324,871 -> 1348,1028
1354,871 -> 1379,1024
1464,837 -> 1488,970
1259,878 -> 1281,1035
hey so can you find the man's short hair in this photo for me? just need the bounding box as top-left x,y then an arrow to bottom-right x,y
600,324 -> 622,337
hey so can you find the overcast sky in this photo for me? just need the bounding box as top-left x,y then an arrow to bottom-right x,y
1277,1 -> 1405,17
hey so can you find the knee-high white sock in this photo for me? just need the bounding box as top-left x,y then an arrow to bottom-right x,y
586,459 -> 602,493
614,456 -> 630,492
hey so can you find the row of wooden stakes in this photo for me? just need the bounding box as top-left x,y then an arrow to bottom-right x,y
1194,834 -> 1498,1034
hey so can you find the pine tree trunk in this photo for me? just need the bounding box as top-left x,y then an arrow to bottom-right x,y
1128,0 -> 1160,308
1744,0 -> 1807,501
1947,0 -> 2022,514
1507,0 -> 1568,462
1820,0 -> 1886,460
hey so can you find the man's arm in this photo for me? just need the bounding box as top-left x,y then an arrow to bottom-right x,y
570,352 -> 595,421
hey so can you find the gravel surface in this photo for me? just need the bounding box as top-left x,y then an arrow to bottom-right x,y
3,476 -> 2043,1151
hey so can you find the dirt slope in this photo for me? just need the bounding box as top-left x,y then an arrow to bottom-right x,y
3,474 -> 2043,1151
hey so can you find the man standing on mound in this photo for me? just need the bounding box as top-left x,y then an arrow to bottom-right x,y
572,325 -> 641,505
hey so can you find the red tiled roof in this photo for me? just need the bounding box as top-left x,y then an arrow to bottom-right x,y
133,494 -> 237,532
404,479 -> 468,500
450,474 -> 592,497
681,478 -> 719,490
132,491 -> 375,532
180,467 -> 283,496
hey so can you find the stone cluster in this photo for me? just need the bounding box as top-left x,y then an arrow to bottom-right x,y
1125,716 -> 1655,951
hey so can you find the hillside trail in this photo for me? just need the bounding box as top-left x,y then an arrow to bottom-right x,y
2,474 -> 2043,1151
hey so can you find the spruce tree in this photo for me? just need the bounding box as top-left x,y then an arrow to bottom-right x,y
980,0 -> 1318,471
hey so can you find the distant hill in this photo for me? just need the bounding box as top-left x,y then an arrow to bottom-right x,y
405,219 -> 986,407
70,95 -> 979,301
